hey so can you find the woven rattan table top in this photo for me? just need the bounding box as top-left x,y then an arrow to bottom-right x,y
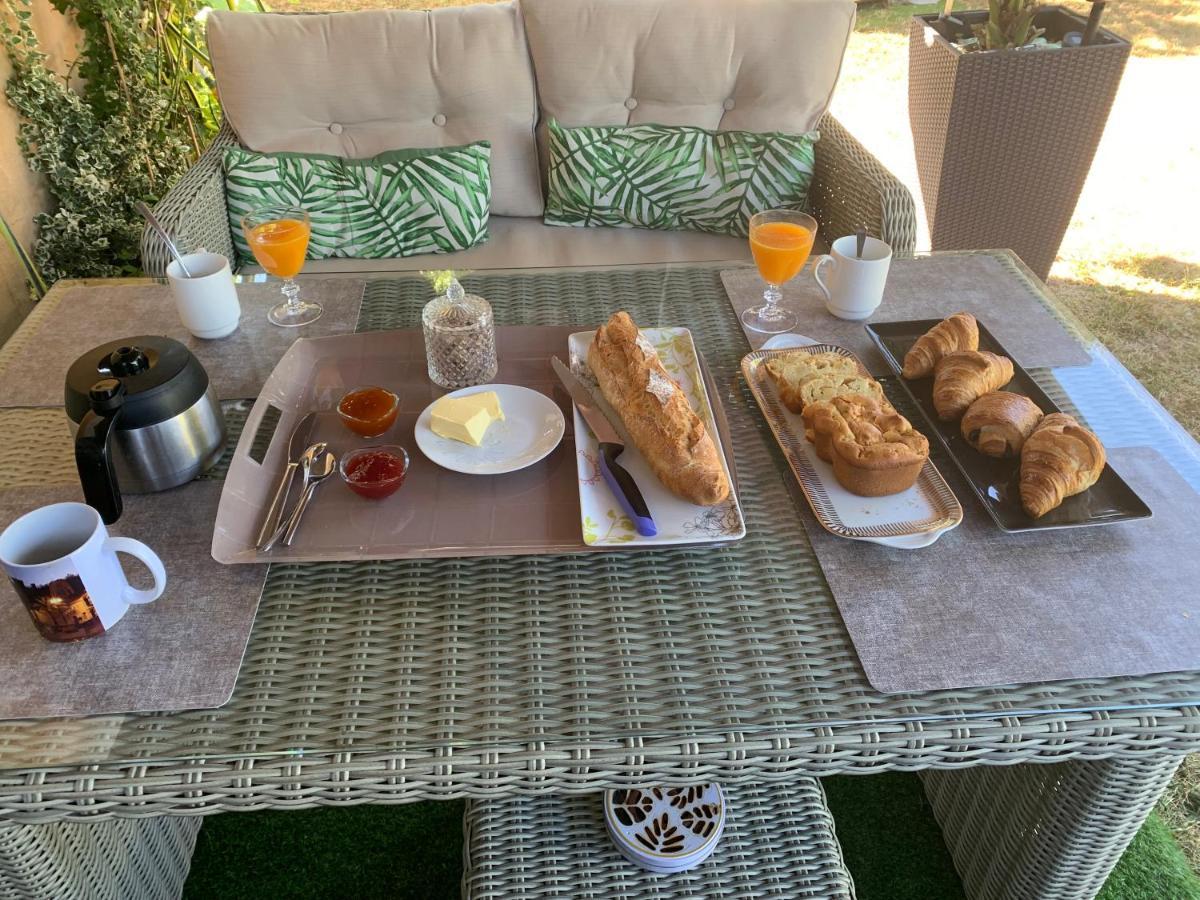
0,252 -> 1198,789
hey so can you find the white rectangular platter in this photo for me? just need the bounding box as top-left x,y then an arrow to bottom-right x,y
741,344 -> 962,549
567,328 -> 746,548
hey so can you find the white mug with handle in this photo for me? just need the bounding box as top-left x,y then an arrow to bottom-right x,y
0,502 -> 167,643
813,234 -> 893,321
166,251 -> 241,340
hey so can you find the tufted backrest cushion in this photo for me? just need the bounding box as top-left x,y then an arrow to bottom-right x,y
206,6 -> 543,218
520,0 -> 854,180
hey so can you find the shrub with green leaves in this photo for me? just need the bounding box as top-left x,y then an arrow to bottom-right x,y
0,0 -> 237,284
974,0 -> 1046,51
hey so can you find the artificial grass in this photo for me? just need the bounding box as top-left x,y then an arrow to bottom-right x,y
822,773 -> 966,900
183,802 -> 464,900
182,774 -> 1200,899
1097,813 -> 1200,900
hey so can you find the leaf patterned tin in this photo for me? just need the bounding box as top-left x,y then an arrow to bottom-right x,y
603,784 -> 726,873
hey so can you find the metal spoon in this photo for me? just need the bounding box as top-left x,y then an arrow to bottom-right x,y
282,451 -> 336,547
856,227 -> 867,259
261,442 -> 326,553
134,200 -> 192,277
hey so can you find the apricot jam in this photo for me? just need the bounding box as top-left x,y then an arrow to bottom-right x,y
337,387 -> 399,437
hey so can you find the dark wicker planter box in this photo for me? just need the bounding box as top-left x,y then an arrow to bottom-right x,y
908,7 -> 1130,280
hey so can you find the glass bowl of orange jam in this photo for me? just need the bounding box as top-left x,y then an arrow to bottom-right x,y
337,386 -> 399,438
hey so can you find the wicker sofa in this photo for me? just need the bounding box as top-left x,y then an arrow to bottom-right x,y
141,0 -> 916,276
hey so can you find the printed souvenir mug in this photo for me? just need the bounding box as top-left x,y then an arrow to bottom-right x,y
0,502 -> 167,642
812,234 -> 893,321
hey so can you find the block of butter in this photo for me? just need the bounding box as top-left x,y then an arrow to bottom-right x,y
430,390 -> 505,447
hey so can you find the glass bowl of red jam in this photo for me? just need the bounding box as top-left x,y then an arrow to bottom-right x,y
339,445 -> 410,500
337,386 -> 399,438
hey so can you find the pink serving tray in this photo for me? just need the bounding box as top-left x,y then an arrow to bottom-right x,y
212,326 -> 736,564
212,327 -> 587,563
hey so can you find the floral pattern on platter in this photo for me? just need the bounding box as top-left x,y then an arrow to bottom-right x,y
568,328 -> 745,548
582,508 -> 637,545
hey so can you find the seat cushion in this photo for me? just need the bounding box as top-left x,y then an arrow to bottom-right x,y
237,216 -> 750,274
521,0 -> 855,181
206,5 -> 542,218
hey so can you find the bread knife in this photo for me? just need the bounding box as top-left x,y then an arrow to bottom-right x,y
551,356 -> 657,537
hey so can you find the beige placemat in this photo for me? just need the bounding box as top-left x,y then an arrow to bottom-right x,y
809,447 -> 1198,694
0,481 -> 267,718
721,253 -> 1091,374
0,278 -> 365,408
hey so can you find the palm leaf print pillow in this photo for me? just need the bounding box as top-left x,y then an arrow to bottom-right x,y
224,143 -> 491,261
544,120 -> 817,237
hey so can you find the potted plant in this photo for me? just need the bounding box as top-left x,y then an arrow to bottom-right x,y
908,1 -> 1130,280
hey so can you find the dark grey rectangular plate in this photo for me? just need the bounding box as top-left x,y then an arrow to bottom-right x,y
866,319 -> 1152,533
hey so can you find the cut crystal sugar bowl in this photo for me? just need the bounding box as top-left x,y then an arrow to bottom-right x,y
421,277 -> 498,389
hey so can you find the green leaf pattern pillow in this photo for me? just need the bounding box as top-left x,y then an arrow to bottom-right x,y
545,120 -> 817,237
224,143 -> 491,261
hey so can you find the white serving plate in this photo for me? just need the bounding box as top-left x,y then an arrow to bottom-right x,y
741,344 -> 962,548
567,328 -> 745,548
414,384 -> 565,475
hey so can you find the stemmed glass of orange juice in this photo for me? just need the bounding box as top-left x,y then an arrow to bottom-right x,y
743,209 -> 818,334
241,206 -> 323,327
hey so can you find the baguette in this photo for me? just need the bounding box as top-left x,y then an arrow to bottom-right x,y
587,312 -> 730,506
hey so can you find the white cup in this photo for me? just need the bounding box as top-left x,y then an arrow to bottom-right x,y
166,251 -> 241,339
812,235 -> 893,321
0,503 -> 167,643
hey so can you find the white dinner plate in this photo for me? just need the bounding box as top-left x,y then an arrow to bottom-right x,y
414,384 -> 565,475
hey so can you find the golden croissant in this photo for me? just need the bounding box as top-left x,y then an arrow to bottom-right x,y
1019,413 -> 1106,518
961,392 -> 1044,458
932,351 -> 1014,421
902,312 -> 979,379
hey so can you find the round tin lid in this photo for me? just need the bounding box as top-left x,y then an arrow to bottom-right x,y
603,785 -> 725,872
64,335 -> 209,429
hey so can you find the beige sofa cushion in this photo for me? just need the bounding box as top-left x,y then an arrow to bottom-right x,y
521,0 -> 854,176
206,5 -> 543,218
237,216 -> 751,275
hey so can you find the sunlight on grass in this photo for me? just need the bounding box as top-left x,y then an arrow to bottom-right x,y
859,0 -> 1200,58
1055,256 -> 1200,305
1052,256 -> 1200,441
1159,755 -> 1200,878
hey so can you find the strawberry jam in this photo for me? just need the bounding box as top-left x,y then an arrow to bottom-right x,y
339,447 -> 409,499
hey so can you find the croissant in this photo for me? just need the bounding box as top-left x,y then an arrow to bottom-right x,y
902,312 -> 979,379
961,392 -> 1044,458
1019,413 -> 1106,518
932,351 -> 1014,421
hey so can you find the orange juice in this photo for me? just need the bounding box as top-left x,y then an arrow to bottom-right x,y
750,221 -> 815,285
246,218 -> 311,278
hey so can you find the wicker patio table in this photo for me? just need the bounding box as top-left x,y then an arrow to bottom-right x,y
0,253 -> 1197,900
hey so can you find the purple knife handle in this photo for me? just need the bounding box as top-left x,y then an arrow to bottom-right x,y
599,442 -> 657,537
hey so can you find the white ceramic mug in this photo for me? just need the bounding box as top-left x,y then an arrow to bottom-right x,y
167,251 -> 241,339
0,503 -> 167,643
812,235 -> 893,321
